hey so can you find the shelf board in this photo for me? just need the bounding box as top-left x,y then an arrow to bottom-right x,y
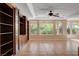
0,23 -> 13,26
2,48 -> 13,56
0,41 -> 12,47
0,10 -> 12,18
0,32 -> 13,35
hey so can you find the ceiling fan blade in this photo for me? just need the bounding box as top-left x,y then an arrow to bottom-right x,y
48,11 -> 60,17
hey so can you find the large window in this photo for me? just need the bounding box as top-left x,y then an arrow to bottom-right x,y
39,23 -> 54,35
30,21 -> 54,35
56,21 -> 64,35
71,22 -> 79,34
30,21 -> 38,35
67,22 -> 79,34
30,20 -> 79,35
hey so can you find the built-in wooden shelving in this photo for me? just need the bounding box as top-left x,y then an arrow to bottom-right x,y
0,3 -> 15,56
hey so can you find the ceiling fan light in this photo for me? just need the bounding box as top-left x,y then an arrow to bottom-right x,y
48,12 -> 53,16
48,10 -> 59,17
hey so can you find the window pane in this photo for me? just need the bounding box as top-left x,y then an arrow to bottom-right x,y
67,27 -> 71,34
56,21 -> 63,34
67,22 -> 71,34
30,24 -> 38,34
71,22 -> 79,34
39,23 -> 54,34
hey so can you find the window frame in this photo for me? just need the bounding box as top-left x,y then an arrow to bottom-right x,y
29,20 -> 67,35
67,20 -> 79,35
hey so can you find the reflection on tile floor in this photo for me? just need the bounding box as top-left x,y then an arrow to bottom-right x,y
16,39 -> 79,56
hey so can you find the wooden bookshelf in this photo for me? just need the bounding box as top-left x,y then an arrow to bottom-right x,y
20,16 -> 26,35
0,3 -> 15,56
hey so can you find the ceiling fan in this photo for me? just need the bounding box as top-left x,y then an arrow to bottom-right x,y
48,10 -> 59,17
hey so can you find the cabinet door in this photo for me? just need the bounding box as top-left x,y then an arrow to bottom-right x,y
20,16 -> 26,35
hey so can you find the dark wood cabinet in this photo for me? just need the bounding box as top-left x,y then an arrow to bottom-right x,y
0,3 -> 15,56
20,16 -> 26,35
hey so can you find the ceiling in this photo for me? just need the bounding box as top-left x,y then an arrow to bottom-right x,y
15,3 -> 79,20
